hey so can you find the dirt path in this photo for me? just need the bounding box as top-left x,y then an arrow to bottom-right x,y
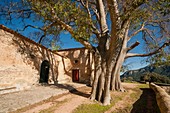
53,87 -> 92,113
105,90 -> 134,113
14,86 -> 92,113
54,93 -> 88,113
105,83 -> 137,113
106,83 -> 160,113
12,83 -> 160,113
131,88 -> 160,113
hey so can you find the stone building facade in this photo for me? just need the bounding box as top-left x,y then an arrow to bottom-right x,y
0,25 -> 94,93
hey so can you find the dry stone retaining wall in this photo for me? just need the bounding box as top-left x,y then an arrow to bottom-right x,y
161,86 -> 170,95
150,83 -> 170,113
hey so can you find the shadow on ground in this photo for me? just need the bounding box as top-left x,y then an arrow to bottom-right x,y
42,83 -> 91,98
131,88 -> 160,113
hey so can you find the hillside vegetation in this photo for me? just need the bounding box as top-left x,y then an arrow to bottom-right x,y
121,65 -> 170,83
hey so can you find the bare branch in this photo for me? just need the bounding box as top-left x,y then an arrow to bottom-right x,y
20,24 -> 43,31
3,9 -> 32,15
149,18 -> 170,23
143,28 -> 157,43
42,21 -> 58,31
129,24 -> 158,45
19,24 -> 47,44
91,6 -> 100,21
145,18 -> 170,38
128,22 -> 145,40
125,41 -> 170,59
38,34 -> 45,44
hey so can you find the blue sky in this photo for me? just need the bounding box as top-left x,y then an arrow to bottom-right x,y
0,20 -> 149,71
59,33 -> 84,49
0,0 -> 150,71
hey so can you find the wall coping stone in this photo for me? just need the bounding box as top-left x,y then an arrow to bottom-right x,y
150,83 -> 170,113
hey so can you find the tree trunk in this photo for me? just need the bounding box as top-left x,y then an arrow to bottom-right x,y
110,51 -> 126,91
103,62 -> 113,105
90,33 -> 127,105
90,13 -> 130,105
90,52 -> 114,105
110,20 -> 130,92
90,50 -> 102,101
90,33 -> 115,105
97,60 -> 106,102
110,30 -> 129,91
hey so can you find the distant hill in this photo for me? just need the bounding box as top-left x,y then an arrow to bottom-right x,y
121,65 -> 170,81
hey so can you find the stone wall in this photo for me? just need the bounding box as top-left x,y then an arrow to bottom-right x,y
150,83 -> 170,113
161,86 -> 170,95
0,25 -> 61,91
0,25 -> 94,93
57,48 -> 94,84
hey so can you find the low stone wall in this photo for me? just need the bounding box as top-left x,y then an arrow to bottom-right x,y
150,83 -> 170,113
161,86 -> 170,95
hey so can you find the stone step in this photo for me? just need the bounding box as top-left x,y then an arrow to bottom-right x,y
0,86 -> 17,94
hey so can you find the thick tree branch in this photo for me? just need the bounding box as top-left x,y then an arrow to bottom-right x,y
127,41 -> 140,52
79,0 -> 100,36
50,7 -> 93,49
125,41 -> 170,59
107,0 -> 120,30
97,0 -> 108,34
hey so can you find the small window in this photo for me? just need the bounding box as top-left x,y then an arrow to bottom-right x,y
74,60 -> 79,64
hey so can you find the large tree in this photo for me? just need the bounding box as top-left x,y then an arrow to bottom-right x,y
0,0 -> 170,105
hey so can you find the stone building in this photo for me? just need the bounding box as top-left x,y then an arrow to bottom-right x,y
0,25 -> 94,93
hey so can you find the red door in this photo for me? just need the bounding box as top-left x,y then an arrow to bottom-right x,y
72,69 -> 79,82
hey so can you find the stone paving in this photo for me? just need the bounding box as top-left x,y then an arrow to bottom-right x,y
0,83 -> 86,113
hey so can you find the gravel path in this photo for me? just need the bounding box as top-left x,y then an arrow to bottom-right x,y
0,83 -> 85,113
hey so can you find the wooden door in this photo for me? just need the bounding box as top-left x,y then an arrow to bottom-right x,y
72,69 -> 79,82
39,60 -> 50,83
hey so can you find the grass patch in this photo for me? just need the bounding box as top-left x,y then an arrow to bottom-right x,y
112,84 -> 149,113
73,103 -> 110,113
137,83 -> 149,89
39,99 -> 68,113
74,83 -> 151,113
73,91 -> 127,113
123,83 -> 160,113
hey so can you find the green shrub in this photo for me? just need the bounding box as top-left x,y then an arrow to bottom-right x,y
140,72 -> 170,84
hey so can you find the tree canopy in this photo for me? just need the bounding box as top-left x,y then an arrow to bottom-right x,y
1,0 -> 169,55
0,0 -> 170,105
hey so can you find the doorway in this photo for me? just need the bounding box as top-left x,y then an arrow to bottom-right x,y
39,60 -> 50,83
72,69 -> 79,82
